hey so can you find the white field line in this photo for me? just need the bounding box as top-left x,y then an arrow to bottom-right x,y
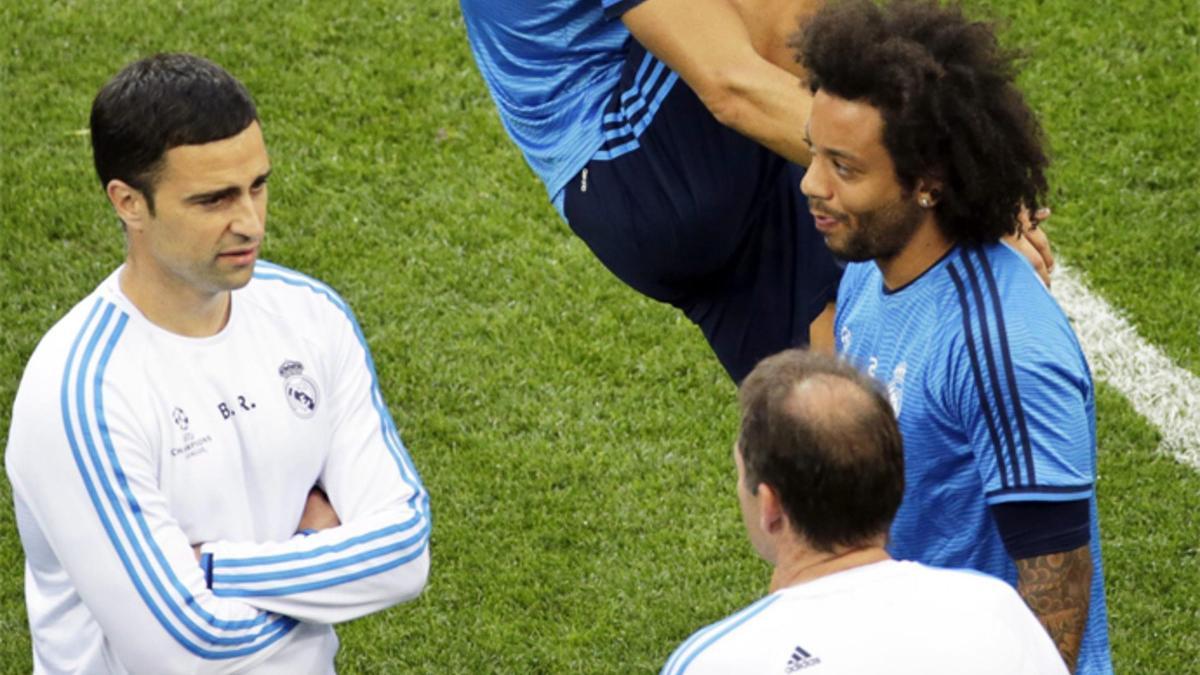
1053,263 -> 1200,471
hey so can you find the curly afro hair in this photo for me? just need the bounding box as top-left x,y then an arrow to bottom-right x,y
793,0 -> 1048,243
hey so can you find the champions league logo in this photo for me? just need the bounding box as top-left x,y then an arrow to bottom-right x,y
278,359 -> 320,419
171,407 -> 190,431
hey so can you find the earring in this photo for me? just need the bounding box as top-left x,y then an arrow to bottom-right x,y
920,196 -> 931,207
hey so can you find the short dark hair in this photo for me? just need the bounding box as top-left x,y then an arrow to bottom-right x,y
90,53 -> 258,210
794,0 -> 1048,243
738,349 -> 904,552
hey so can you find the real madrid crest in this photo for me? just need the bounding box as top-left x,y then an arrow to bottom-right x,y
278,359 -> 319,419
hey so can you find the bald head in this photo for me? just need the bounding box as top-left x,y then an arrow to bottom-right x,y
780,372 -> 889,462
738,349 -> 905,552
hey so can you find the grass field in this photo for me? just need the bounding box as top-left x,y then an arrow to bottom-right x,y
1,0 -> 1197,672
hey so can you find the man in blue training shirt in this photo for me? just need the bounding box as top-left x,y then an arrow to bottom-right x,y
460,0 -> 846,382
458,0 -> 1054,382
794,1 -> 1110,672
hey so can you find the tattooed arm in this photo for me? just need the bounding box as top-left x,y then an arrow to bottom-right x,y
1015,544 -> 1092,672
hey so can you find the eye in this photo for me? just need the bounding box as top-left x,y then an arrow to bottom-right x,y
251,179 -> 268,194
833,161 -> 855,178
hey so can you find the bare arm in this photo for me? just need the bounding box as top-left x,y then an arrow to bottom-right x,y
296,486 -> 341,532
622,0 -> 820,165
809,301 -> 836,353
1015,544 -> 1092,672
727,0 -> 822,76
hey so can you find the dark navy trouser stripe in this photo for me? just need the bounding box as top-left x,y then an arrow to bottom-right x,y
602,51 -> 660,128
600,59 -> 671,148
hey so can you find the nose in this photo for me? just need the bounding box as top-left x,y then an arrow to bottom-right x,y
230,192 -> 265,241
799,160 -> 830,201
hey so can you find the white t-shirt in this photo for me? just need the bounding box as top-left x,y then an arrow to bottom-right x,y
6,262 -> 430,674
662,559 -> 1067,675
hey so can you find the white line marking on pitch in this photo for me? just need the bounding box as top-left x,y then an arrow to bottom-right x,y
1053,263 -> 1200,471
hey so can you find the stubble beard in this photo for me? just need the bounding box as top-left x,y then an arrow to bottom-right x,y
824,195 -> 925,264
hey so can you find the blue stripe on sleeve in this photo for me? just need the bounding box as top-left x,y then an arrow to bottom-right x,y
215,538 -> 430,598
61,300 -> 295,657
253,262 -> 427,504
973,249 -> 1037,486
246,262 -> 431,589
957,249 -> 1023,488
90,312 -> 292,637
948,264 -> 1011,490
212,522 -> 428,584
213,515 -> 422,568
663,594 -> 781,675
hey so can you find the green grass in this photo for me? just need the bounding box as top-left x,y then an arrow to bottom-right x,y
1,0 -> 1197,672
975,0 -> 1200,374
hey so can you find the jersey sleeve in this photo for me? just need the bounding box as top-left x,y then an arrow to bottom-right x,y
5,302 -> 303,673
944,248 -> 1095,507
199,292 -> 431,624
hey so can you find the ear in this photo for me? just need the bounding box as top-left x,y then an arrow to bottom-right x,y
757,483 -> 787,534
915,177 -> 944,208
106,179 -> 150,231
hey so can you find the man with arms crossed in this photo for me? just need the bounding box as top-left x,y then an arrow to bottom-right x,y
459,0 -> 1053,381
663,349 -> 1067,674
6,54 -> 430,673
795,1 -> 1109,671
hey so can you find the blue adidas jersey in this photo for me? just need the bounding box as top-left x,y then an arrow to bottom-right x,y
460,0 -> 666,202
835,243 -> 1112,674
